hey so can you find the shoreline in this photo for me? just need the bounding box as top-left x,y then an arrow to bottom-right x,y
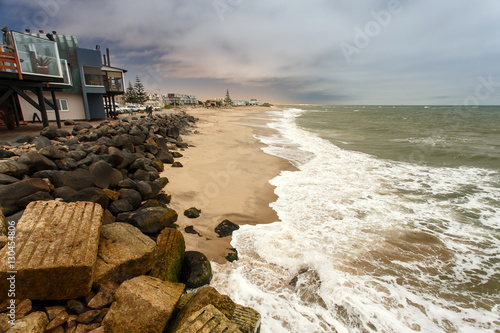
161,106 -> 295,264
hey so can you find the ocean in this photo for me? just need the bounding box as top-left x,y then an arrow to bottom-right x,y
211,105 -> 500,333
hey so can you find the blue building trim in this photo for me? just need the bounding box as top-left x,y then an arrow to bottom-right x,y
76,48 -> 106,120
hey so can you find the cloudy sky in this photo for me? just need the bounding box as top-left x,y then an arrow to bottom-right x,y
1,0 -> 500,104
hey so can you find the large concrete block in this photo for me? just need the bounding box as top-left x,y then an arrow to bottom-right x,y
176,304 -> 242,333
0,201 -> 103,300
150,228 -> 185,283
93,222 -> 156,286
101,275 -> 185,333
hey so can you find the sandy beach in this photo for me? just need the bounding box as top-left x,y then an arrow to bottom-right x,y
161,106 -> 294,263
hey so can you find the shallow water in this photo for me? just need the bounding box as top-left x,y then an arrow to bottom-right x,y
211,106 -> 500,332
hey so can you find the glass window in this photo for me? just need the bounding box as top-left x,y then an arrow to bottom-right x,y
11,31 -> 62,77
46,99 -> 69,112
83,66 -> 103,86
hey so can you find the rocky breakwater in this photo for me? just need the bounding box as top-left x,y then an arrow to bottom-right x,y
0,113 -> 261,333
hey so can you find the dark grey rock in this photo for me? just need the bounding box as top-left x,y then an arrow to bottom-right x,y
67,150 -> 87,161
108,199 -> 134,215
0,160 -> 29,179
17,151 -> 58,174
39,146 -> 67,159
65,187 -> 109,209
184,207 -> 201,219
40,125 -> 60,139
55,157 -> 77,170
18,191 -> 53,207
32,169 -> 63,187
109,168 -> 124,188
117,207 -> 178,234
0,178 -> 51,215
61,168 -> 96,191
11,134 -> 33,144
155,150 -> 174,164
52,186 -> 77,200
89,160 -> 113,189
117,178 -> 136,190
64,119 -> 76,126
153,193 -> 171,205
118,188 -> 142,210
215,219 -> 240,238
0,173 -> 20,185
0,149 -> 16,158
181,251 -> 212,288
135,181 -> 152,200
171,161 -> 183,168
72,122 -> 93,135
132,169 -> 150,181
33,136 -> 52,149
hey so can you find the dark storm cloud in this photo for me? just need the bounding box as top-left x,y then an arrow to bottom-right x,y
1,0 -> 499,104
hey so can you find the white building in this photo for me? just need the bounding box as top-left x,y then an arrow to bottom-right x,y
163,93 -> 198,105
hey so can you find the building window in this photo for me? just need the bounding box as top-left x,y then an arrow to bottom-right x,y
83,66 -> 103,86
47,99 -> 69,112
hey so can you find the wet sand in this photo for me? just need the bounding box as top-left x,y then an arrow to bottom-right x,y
161,106 -> 294,263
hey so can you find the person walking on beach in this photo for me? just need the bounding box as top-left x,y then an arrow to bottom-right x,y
147,105 -> 153,118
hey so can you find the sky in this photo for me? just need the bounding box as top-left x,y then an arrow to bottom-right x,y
1,0 -> 499,105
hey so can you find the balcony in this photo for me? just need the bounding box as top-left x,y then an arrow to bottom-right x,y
12,31 -> 63,78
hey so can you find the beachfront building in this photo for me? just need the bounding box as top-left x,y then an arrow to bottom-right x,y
163,93 -> 198,106
248,98 -> 263,106
0,28 -> 126,128
231,99 -> 247,106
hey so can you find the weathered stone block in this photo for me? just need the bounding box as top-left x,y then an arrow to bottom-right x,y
176,304 -> 242,333
0,201 -> 103,300
5,311 -> 48,333
101,276 -> 184,333
93,223 -> 156,286
150,228 -> 185,283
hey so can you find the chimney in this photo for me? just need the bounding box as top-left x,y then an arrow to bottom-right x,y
106,48 -> 110,66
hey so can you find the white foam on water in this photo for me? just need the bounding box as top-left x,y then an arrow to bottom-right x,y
211,108 -> 500,332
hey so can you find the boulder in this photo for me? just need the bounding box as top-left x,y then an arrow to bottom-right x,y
151,160 -> 164,172
117,188 -> 142,210
135,181 -> 152,200
168,286 -> 236,333
0,201 -> 103,300
0,178 -> 51,215
72,122 -> 93,135
172,161 -> 183,167
67,150 -> 87,161
184,207 -> 201,219
154,193 -> 172,205
52,186 -> 77,200
61,169 -> 96,191
10,134 -> 33,144
101,276 -> 185,333
0,160 -> 29,179
93,223 -> 156,286
150,228 -> 185,283
117,207 -> 178,234
18,191 -> 54,207
40,125 -> 60,139
17,151 -> 57,174
176,304 -> 242,333
109,169 -> 124,188
215,220 -> 240,238
54,157 -> 77,170
108,199 -> 133,215
39,146 -> 67,159
226,248 -> 239,263
5,311 -> 48,332
32,136 -> 52,149
132,169 -> 150,181
65,188 -> 109,210
32,169 -> 63,188
181,251 -> 213,289
0,149 -> 15,158
89,160 -> 114,189
155,150 -> 174,164
0,174 -> 19,185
